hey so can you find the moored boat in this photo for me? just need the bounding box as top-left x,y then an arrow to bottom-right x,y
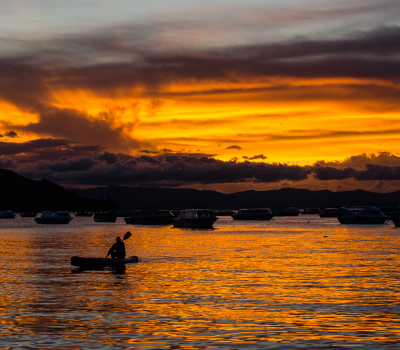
20,212 -> 37,217
271,207 -> 301,216
173,209 -> 218,228
319,207 -> 347,218
94,210 -> 117,222
0,210 -> 16,219
232,208 -> 273,220
301,208 -> 322,215
338,206 -> 388,225
71,255 -> 140,269
75,211 -> 93,217
392,216 -> 400,227
124,209 -> 174,225
214,209 -> 237,216
35,211 -> 73,224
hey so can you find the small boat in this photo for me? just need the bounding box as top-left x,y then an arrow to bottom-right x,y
71,256 -> 140,269
301,208 -> 322,215
392,216 -> 400,227
379,206 -> 400,218
319,207 -> 347,218
338,206 -> 388,225
35,211 -> 73,224
214,209 -> 237,217
232,208 -> 273,220
0,210 -> 16,219
20,212 -> 37,217
75,211 -> 93,217
124,209 -> 174,225
173,209 -> 218,228
116,210 -> 135,217
94,210 -> 117,222
271,207 -> 301,216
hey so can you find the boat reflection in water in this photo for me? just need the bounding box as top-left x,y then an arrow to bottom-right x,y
173,209 -> 218,228
338,206 -> 388,224
34,211 -> 73,224
232,208 -> 273,220
124,209 -> 174,225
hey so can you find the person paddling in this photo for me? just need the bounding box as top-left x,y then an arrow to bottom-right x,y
107,232 -> 131,259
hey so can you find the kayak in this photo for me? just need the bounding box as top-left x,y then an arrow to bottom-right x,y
71,255 -> 140,268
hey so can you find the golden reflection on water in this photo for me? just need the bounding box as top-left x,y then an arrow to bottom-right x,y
0,216 -> 400,348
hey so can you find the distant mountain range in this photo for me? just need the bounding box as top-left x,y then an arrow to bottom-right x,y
3,168 -> 400,212
0,169 -> 118,212
71,185 -> 400,210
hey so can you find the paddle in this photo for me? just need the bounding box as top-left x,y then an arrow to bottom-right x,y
105,231 -> 132,258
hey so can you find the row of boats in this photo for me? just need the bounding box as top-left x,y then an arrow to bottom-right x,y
1,206 -> 400,227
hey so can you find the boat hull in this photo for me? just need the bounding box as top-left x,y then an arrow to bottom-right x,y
71,256 -> 140,268
35,217 -> 73,224
272,212 -> 300,216
124,217 -> 174,225
173,217 -> 217,228
338,217 -> 387,224
93,213 -> 117,222
0,215 -> 16,219
232,214 -> 273,220
20,212 -> 37,217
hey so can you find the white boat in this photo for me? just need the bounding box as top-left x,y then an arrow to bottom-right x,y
124,210 -> 174,225
173,209 -> 218,228
35,211 -> 73,224
302,208 -> 321,215
232,208 -> 273,220
0,210 -> 16,219
338,206 -> 388,225
319,207 -> 347,218
271,207 -> 300,216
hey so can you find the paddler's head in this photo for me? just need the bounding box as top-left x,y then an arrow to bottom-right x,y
116,236 -> 121,242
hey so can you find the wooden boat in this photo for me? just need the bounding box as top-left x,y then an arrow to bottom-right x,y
94,210 -> 117,222
71,256 -> 140,268
173,209 -> 218,228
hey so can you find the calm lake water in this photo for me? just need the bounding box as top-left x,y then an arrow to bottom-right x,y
1,215 -> 400,349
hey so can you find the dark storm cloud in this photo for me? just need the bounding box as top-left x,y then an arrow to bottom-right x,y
97,152 -> 119,164
313,163 -> 400,181
0,158 -> 14,168
4,131 -> 18,138
46,157 -> 98,172
243,154 -> 267,160
11,153 -> 311,186
315,152 -> 400,168
0,138 -> 103,162
2,25 -> 400,104
227,145 -> 242,150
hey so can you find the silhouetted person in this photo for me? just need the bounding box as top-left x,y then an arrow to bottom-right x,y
108,236 -> 126,259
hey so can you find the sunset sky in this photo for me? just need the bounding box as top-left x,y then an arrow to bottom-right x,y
1,0 -> 400,192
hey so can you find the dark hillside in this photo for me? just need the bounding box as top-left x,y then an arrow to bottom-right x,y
71,185 -> 400,210
0,169 -> 118,212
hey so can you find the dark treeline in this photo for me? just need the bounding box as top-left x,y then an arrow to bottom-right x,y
0,169 -> 118,212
